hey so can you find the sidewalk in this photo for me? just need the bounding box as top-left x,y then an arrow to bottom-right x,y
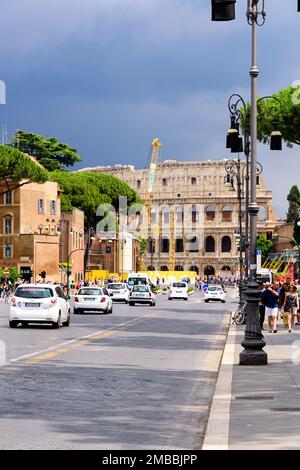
203,317 -> 300,450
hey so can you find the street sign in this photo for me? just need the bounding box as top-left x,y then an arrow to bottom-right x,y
256,249 -> 262,272
3,269 -> 10,276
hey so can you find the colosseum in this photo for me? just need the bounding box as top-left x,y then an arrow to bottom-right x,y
79,158 -> 278,277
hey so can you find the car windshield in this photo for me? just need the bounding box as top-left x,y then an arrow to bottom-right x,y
127,278 -> 147,286
172,283 -> 186,288
132,286 -> 149,292
15,287 -> 53,299
78,288 -> 103,296
208,287 -> 222,292
107,284 -> 126,290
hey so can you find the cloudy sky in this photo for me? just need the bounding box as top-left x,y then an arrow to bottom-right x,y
0,0 -> 299,217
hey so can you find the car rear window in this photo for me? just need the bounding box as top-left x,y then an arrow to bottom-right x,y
132,286 -> 149,292
78,288 -> 102,296
172,283 -> 187,288
208,287 -> 222,291
107,284 -> 126,290
15,287 -> 54,298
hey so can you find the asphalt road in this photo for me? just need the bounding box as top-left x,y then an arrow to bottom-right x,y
0,290 -> 236,450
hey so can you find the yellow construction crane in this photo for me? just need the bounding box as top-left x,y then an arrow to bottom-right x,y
140,138 -> 161,271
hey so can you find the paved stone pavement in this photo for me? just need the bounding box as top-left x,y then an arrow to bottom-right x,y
203,318 -> 300,450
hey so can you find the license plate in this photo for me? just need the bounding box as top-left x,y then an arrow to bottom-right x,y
84,298 -> 96,301
176,291 -> 182,293
135,293 -> 146,297
25,303 -> 40,307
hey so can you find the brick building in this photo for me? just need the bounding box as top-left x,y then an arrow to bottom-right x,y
0,181 -> 61,282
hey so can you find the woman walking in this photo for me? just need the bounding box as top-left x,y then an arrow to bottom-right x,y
283,284 -> 299,333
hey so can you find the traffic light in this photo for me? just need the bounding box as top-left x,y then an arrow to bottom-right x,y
211,1 -> 236,21
234,231 -> 241,249
39,270 -> 46,279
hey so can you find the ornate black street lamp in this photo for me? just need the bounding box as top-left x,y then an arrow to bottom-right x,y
211,0 -> 298,365
224,158 -> 262,313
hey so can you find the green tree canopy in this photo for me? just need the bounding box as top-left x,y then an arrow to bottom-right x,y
51,171 -> 143,227
256,86 -> 300,147
0,144 -> 48,195
257,234 -> 273,264
11,130 -> 81,171
286,185 -> 300,223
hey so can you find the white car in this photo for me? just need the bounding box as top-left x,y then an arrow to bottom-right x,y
9,284 -> 71,328
74,286 -> 113,314
106,283 -> 130,303
168,282 -> 188,301
129,285 -> 156,306
204,285 -> 226,303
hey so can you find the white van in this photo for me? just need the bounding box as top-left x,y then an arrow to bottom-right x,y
127,273 -> 152,290
168,281 -> 188,301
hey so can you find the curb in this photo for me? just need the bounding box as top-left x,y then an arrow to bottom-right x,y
202,320 -> 237,450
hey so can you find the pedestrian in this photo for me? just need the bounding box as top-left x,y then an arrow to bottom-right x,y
279,282 -> 289,328
283,284 -> 299,333
261,281 -> 280,333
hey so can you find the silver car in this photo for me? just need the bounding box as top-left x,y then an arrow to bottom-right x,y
129,285 -> 156,306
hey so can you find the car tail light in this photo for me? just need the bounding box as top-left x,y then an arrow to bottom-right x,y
50,298 -> 57,305
100,297 -> 106,303
11,297 -> 16,307
74,296 -> 79,302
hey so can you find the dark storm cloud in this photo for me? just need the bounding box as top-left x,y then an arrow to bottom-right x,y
0,0 -> 299,217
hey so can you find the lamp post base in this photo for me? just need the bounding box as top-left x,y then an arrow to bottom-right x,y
240,342 -> 267,365
239,278 -> 268,365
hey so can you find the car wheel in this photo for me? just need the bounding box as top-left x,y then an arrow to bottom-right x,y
63,311 -> 71,326
222,300 -> 226,303
73,308 -> 81,314
9,321 -> 17,328
52,313 -> 62,329
169,297 -> 172,301
204,300 -> 209,303
129,302 -> 134,306
109,303 -> 113,313
152,302 -> 156,306
184,297 -> 188,301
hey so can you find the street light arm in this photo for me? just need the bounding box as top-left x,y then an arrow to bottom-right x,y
66,248 -> 86,299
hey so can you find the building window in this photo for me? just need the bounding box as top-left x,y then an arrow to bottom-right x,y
206,206 -> 216,221
137,180 -> 141,189
4,243 -> 13,258
205,236 -> 215,253
162,208 -> 169,225
162,178 -> 167,187
4,215 -> 13,234
175,237 -> 184,253
161,238 -> 170,253
38,198 -> 45,214
222,205 -> 232,222
192,205 -> 198,223
50,200 -> 57,215
5,191 -> 13,205
191,177 -> 197,185
176,207 -> 184,223
221,236 -> 232,253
